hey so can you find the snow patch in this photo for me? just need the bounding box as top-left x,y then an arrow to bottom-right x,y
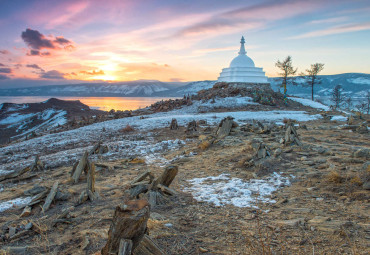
288,97 -> 330,111
184,172 -> 292,208
0,113 -> 36,125
348,77 -> 370,85
0,196 -> 32,212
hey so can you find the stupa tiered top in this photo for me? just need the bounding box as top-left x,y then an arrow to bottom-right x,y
218,36 -> 268,83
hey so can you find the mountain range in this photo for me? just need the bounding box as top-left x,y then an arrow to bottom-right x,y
0,73 -> 369,104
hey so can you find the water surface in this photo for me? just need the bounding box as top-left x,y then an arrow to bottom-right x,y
0,96 -> 178,111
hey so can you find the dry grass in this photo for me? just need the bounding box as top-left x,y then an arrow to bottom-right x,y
119,124 -> 135,133
327,170 -> 344,183
198,140 -> 211,150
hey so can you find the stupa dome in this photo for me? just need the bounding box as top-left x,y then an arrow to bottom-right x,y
217,36 -> 268,84
230,54 -> 255,68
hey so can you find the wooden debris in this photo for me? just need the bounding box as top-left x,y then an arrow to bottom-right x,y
255,143 -> 271,159
118,239 -> 133,255
131,170 -> 151,185
77,163 -> 99,204
157,184 -> 178,196
186,120 -> 197,132
89,142 -> 109,155
216,116 -> 234,139
130,184 -> 149,199
284,124 -> 302,146
0,166 -> 30,182
72,151 -> 89,183
133,235 -> 166,255
170,118 -> 179,130
30,155 -> 44,171
20,206 -> 32,217
42,181 -> 59,212
157,165 -> 178,187
28,189 -> 49,207
101,200 -> 150,255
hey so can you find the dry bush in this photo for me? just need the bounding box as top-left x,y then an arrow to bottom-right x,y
119,124 -> 135,133
327,170 -> 344,183
350,176 -> 363,186
198,140 -> 211,150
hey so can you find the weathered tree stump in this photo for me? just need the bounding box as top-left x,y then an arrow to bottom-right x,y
170,118 -> 179,130
42,181 -> 59,212
284,124 -> 302,146
158,165 -> 178,187
101,200 -> 150,255
31,155 -> 44,171
186,120 -> 197,132
72,151 -> 89,183
255,143 -> 271,159
216,116 -> 236,139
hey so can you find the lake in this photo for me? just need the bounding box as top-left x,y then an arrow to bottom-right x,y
0,96 -> 179,111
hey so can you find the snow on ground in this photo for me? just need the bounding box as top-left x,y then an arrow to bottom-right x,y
184,172 -> 292,208
0,99 -> 322,170
0,113 -> 36,125
0,196 -> 32,213
288,97 -> 330,111
348,77 -> 370,85
331,115 -> 347,121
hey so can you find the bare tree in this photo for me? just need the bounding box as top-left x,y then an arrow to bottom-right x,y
345,96 -> 353,111
331,85 -> 343,110
275,56 -> 297,103
302,63 -> 324,101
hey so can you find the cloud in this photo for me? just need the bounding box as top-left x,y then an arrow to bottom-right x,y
80,70 -> 105,75
0,74 -> 9,80
0,50 -> 10,54
26,64 -> 44,71
174,0 -> 321,38
21,28 -> 74,56
290,22 -> 370,39
0,68 -> 12,74
39,70 -> 65,79
14,64 -> 22,69
0,63 -> 5,66
169,78 -> 184,82
27,50 -> 51,56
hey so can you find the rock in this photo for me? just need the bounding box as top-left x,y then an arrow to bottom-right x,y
55,190 -> 70,201
363,182 -> 370,190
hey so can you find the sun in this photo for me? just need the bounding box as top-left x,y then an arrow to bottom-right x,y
91,74 -> 117,81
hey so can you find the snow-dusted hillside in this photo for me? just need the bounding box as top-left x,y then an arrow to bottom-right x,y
270,73 -> 370,104
0,80 -> 176,97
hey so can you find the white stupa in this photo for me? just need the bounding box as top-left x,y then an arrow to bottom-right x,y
218,36 -> 268,83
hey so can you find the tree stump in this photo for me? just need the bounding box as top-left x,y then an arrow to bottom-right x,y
72,151 -> 89,183
255,143 -> 271,159
216,116 -> 234,139
186,120 -> 197,132
170,118 -> 178,130
101,200 -> 150,255
158,165 -> 178,187
42,181 -> 59,212
284,124 -> 302,146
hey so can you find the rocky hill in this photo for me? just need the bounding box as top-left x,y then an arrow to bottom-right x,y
0,98 -> 104,145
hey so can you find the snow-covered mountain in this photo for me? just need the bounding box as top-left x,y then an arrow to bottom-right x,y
0,98 -> 103,144
0,80 -> 180,97
0,73 -> 368,101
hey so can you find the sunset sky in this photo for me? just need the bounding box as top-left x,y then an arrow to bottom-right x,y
0,0 -> 369,87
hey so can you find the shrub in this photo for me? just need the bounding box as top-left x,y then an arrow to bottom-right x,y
120,124 -> 135,133
327,170 -> 344,183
